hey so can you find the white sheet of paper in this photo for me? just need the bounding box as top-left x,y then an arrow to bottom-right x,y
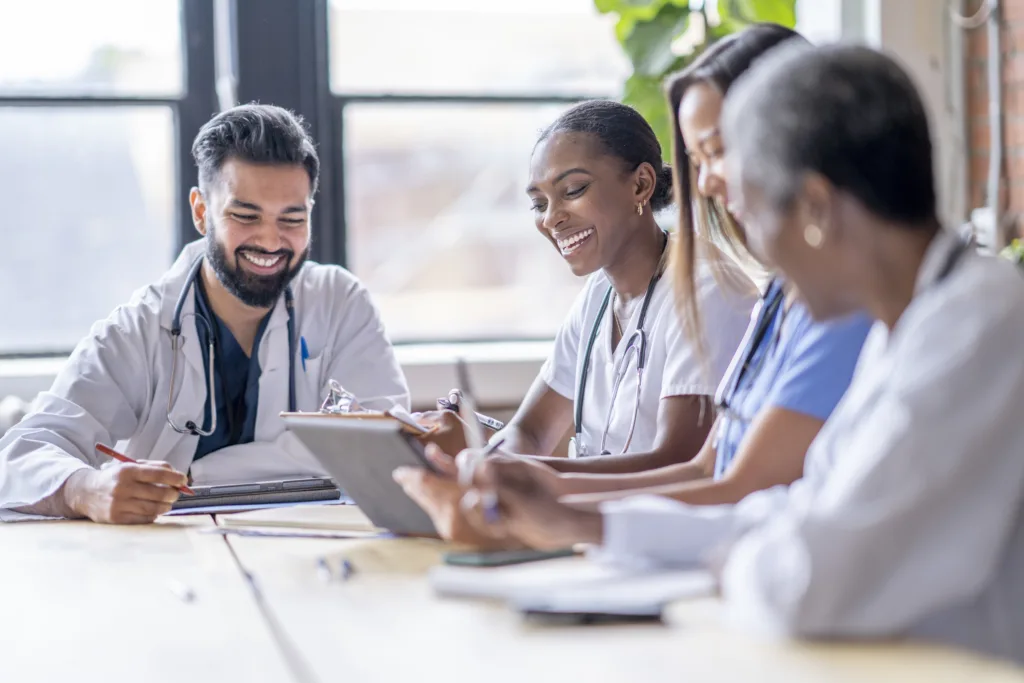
511,570 -> 715,614
428,560 -> 629,600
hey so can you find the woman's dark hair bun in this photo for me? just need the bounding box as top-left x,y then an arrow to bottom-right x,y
650,164 -> 674,212
539,100 -> 673,212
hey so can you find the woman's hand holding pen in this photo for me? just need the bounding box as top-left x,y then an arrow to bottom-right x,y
412,410 -> 496,457
458,457 -> 604,550
393,444 -> 522,550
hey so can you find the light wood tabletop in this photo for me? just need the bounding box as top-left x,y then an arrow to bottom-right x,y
221,528 -> 1024,683
0,516 -> 292,683
3,510 -> 1023,683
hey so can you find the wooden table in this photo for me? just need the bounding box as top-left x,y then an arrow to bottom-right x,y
2,516 -> 1023,683
0,516 -> 292,682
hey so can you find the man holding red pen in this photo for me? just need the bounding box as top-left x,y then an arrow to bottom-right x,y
0,104 -> 409,524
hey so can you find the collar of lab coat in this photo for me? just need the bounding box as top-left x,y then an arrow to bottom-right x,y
151,239 -> 296,443
914,228 -> 962,296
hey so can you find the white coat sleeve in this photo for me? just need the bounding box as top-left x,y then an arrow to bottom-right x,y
593,485 -> 793,570
324,282 -> 410,411
720,297 -> 1024,638
0,306 -> 153,507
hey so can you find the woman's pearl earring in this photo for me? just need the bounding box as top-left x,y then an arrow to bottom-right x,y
637,201 -> 644,216
804,224 -> 824,249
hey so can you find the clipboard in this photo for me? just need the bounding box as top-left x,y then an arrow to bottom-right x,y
279,410 -> 440,438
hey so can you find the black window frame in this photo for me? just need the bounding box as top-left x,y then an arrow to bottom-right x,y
0,0 -> 217,359
233,0 -> 596,274
1,0 -> 613,357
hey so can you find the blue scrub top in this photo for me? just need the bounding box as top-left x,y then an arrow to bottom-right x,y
192,279 -> 272,461
713,279 -> 873,479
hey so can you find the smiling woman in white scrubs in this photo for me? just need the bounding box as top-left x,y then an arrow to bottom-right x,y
396,100 -> 754,543
455,44 -> 1024,662
502,101 -> 754,468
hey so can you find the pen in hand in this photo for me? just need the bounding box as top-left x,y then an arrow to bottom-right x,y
477,439 -> 505,525
95,443 -> 195,496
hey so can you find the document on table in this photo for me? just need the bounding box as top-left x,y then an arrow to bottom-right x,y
511,570 -> 715,614
429,558 -> 715,612
217,501 -> 379,531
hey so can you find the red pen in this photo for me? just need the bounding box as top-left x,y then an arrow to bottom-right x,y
95,443 -> 195,496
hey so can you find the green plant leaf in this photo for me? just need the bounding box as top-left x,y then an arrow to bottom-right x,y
623,73 -> 674,162
717,0 -> 796,27
623,4 -> 691,76
596,0 -> 671,19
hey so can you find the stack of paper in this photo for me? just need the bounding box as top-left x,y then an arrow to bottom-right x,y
429,558 -> 623,600
220,503 -> 380,532
429,558 -> 714,614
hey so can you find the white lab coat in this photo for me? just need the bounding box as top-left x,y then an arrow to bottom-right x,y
596,230 -> 1024,662
0,240 -> 410,508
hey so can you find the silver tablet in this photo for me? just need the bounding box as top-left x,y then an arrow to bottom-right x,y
283,415 -> 439,537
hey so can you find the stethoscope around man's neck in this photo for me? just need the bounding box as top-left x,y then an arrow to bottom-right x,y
568,230 -> 668,458
166,255 -> 297,437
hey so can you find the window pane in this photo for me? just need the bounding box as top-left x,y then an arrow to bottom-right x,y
330,0 -> 629,96
344,103 -> 584,342
0,0 -> 183,96
0,107 -> 176,354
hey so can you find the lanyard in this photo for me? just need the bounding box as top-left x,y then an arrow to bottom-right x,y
574,233 -> 668,437
714,279 -> 786,420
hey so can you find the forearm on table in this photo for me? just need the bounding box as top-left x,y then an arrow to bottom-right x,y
647,475 -> 753,506
560,474 -> 735,510
494,424 -> 549,457
12,469 -> 90,518
536,448 -> 683,475
554,458 -> 711,496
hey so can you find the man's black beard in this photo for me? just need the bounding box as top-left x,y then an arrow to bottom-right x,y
205,222 -> 308,308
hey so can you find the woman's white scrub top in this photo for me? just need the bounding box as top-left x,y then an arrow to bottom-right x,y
541,260 -> 755,456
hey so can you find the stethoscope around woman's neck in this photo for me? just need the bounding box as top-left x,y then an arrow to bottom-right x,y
568,230 -> 669,458
166,255 -> 297,437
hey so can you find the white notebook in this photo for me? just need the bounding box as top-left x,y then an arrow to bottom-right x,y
429,558 -> 714,612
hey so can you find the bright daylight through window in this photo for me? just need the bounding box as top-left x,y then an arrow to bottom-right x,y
0,0 -> 180,355
331,0 -> 631,342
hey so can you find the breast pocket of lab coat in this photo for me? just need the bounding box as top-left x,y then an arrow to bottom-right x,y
297,354 -> 326,412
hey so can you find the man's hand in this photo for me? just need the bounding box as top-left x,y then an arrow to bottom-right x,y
63,461 -> 188,524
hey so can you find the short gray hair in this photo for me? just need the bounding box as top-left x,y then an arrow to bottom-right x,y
721,43 -> 938,226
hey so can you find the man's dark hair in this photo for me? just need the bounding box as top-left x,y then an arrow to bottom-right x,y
538,99 -> 674,212
191,103 -> 320,195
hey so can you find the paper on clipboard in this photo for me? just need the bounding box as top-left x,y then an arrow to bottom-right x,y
278,410 -> 436,436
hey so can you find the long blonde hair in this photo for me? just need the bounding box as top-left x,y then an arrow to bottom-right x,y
665,24 -> 807,347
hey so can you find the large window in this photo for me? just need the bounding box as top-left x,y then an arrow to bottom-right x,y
329,0 -> 629,342
0,0 -> 213,356
3,0 -> 631,355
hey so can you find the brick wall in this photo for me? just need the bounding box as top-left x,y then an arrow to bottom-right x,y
965,0 -> 1024,238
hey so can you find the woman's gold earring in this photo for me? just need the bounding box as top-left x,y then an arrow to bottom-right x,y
637,202 -> 644,216
804,224 -> 824,249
